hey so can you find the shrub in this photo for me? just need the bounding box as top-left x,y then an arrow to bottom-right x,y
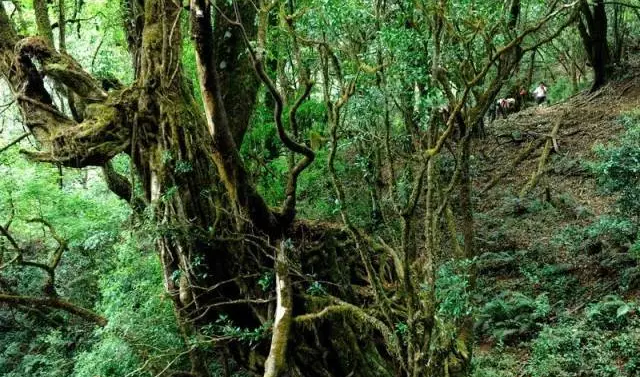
475,291 -> 551,344
436,259 -> 473,320
527,325 -> 597,377
591,110 -> 640,219
472,352 -> 521,377
586,216 -> 636,246
585,295 -> 636,331
74,234 -> 190,376
518,262 -> 582,303
527,317 -> 640,377
476,250 -> 527,275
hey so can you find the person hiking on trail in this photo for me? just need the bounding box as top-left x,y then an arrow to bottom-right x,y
533,81 -> 548,105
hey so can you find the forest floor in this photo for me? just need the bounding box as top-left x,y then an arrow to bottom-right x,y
470,67 -> 640,376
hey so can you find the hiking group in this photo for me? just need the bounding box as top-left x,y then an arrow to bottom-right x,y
491,81 -> 548,122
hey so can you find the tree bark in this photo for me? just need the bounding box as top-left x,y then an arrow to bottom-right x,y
263,241 -> 292,377
578,0 -> 610,91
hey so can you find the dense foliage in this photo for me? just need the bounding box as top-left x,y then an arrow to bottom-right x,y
1,0 -> 640,376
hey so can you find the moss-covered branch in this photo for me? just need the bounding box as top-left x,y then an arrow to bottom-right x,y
0,11 -> 131,168
294,299 -> 401,360
483,138 -> 546,192
0,294 -> 106,325
15,37 -> 107,101
519,118 -> 563,198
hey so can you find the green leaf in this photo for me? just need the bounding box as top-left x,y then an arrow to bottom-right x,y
616,304 -> 631,318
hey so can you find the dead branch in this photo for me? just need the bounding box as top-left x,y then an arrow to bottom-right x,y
0,132 -> 30,154
483,138 -> 546,192
519,118 -> 563,198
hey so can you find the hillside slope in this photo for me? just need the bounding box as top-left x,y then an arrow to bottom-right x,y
472,71 -> 640,376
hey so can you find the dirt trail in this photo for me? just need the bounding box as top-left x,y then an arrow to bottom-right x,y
475,71 -> 640,252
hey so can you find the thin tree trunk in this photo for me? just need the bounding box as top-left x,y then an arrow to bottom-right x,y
264,241 -> 292,377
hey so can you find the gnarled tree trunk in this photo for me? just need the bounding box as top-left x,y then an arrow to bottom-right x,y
0,2 -> 395,376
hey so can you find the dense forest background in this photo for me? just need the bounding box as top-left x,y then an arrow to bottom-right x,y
1,0 -> 640,376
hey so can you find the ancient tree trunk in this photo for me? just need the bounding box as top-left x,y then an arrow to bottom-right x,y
1,2 -> 394,376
